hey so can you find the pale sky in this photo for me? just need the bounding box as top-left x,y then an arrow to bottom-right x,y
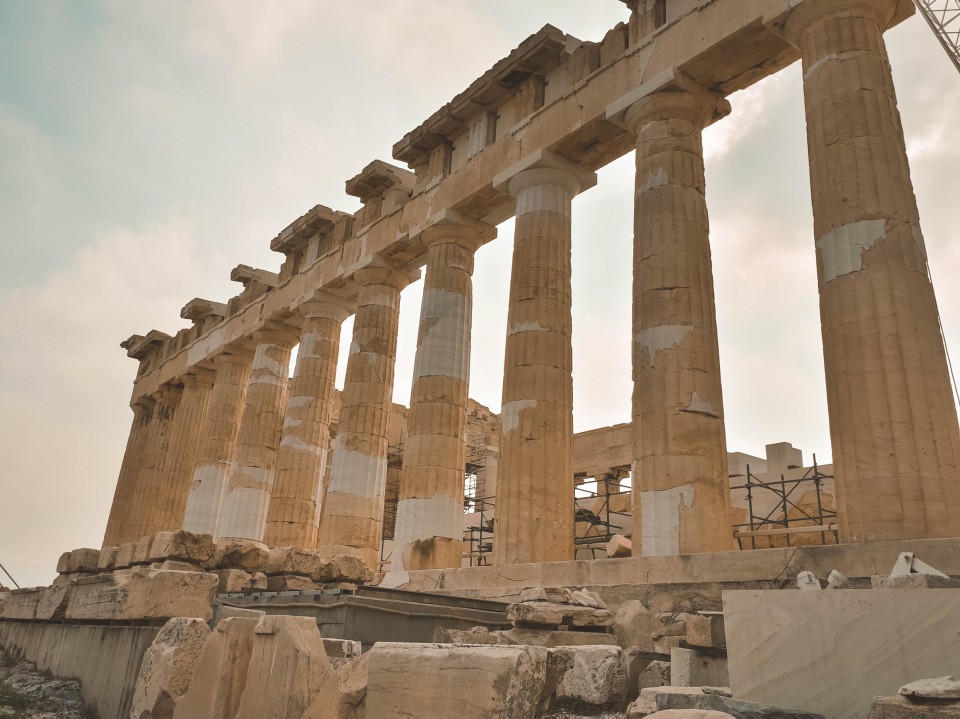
2,2 -> 959,589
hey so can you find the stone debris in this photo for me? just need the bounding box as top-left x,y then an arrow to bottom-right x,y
553,645 -> 629,708
335,652 -> 369,719
686,613 -> 725,649
900,677 -> 960,702
613,600 -> 660,651
868,695 -> 960,718
872,575 -> 960,590
321,638 -> 362,671
508,600 -> 614,628
642,711 -> 736,719
607,534 -> 633,558
130,617 -> 211,719
148,530 -> 216,565
213,540 -> 269,573
638,661 -> 672,691
0,656 -> 84,719
211,568 -> 267,594
434,625 -> 619,648
670,647 -> 729,688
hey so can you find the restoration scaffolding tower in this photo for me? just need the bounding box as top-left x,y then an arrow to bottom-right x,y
914,0 -> 960,73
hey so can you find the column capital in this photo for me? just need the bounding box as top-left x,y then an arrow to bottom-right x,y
607,69 -> 730,134
181,368 -> 216,391
773,0 -> 905,45
212,347 -> 256,368
252,323 -> 300,348
150,384 -> 183,407
131,396 -> 156,417
492,149 -> 597,199
353,256 -> 420,292
411,209 -> 497,253
300,290 -> 355,323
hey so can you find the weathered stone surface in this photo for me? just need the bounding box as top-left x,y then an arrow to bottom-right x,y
519,587 -> 567,603
212,568 -> 257,593
321,638 -> 361,670
555,645 -> 628,707
265,546 -> 328,577
66,568 -> 218,621
0,588 -> 42,619
266,574 -> 318,591
872,575 -> 960,590
97,546 -> 118,571
365,642 -> 549,718
687,614 -> 725,649
901,677 -> 960,701
173,616 -> 258,719
507,600 -> 614,627
655,690 -> 826,718
133,534 -> 155,564
671,647 -> 728,688
213,539 -> 268,572
629,687 -> 708,717
336,652 -> 369,719
570,588 -> 606,609
156,560 -> 201,572
502,627 -> 619,647
614,600 -> 659,651
608,534 -> 633,558
35,583 -> 72,621
149,530 -> 215,564
434,625 -> 502,645
868,695 -> 960,718
638,661 -> 672,691
131,617 -> 211,719
312,554 -> 375,584
237,615 -> 341,719
56,548 -> 101,574
643,711 -> 735,719
115,542 -> 137,569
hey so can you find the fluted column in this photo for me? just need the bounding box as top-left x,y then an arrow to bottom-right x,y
782,0 -> 960,541
392,213 -> 494,571
123,384 -> 182,543
182,350 -> 254,535
264,295 -> 353,548
617,81 -> 735,556
149,369 -> 215,535
492,150 -> 596,566
103,398 -> 154,547
216,327 -> 299,541
318,261 -> 417,569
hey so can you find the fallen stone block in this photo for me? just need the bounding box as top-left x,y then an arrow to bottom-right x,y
687,613 -> 726,649
35,583 -> 73,621
639,661 -> 673,691
173,616 -> 259,719
213,539 -> 269,572
614,599 -> 660,651
671,647 -> 729,688
642,711 -> 736,719
434,625 -> 502,645
628,687 -> 708,716
311,554 -> 374,584
266,574 -> 317,591
868,695 -> 960,718
149,530 -> 216,564
519,586 -> 569,603
365,642 -> 550,718
570,588 -> 607,609
131,617 -> 211,719
901,677 -> 960,701
608,533 -> 633,558
215,605 -> 265,623
66,567 -> 218,621
322,638 -> 362,670
56,548 -> 101,574
212,568 -> 266,593
238,615 -> 341,719
507,599 -> 614,627
264,546 -> 327,577
871,575 -> 960,589
656,690 -> 825,718
336,652 -> 369,719
654,635 -> 684,654
501,627 -> 619,647
554,645 -> 628,708
1,587 -> 43,619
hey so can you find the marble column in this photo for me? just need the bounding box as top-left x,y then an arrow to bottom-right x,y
392,213 -> 494,571
149,369 -> 215,535
491,150 -> 596,566
182,350 -> 254,535
317,261 -> 417,569
102,398 -> 154,548
619,81 -> 735,556
122,384 -> 182,543
216,327 -> 299,541
783,0 -> 960,541
264,295 -> 353,548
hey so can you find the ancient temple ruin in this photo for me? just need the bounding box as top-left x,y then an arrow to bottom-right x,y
3,1 -> 960,717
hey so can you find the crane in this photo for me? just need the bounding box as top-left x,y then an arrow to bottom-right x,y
913,0 -> 960,74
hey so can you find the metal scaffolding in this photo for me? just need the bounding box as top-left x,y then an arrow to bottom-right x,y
914,0 -> 960,74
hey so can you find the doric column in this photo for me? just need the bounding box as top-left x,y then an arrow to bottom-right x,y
264,294 -> 354,548
149,369 -> 215,535
318,260 -> 418,569
611,76 -> 736,556
491,150 -> 596,566
102,398 -> 154,547
122,384 -> 182,543
182,350 -> 254,535
782,0 -> 960,540
216,327 -> 300,541
392,211 -> 495,571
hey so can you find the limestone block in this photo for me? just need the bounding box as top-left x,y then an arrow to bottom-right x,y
434,625 -> 502,645
214,605 -> 265,623
336,652 -> 369,719
173,616 -> 259,719
57,548 -> 101,574
237,615 -> 341,719
149,530 -> 215,564
654,636 -> 684,654
0,589 -> 7,615
630,688 -> 708,717
614,600 -> 660,651
133,534 -> 155,564
131,617 -> 211,719
671,648 -> 729,688
115,542 -> 137,569
570,588 -> 606,609
501,627 -> 619,648
212,568 -> 261,593
507,600 -> 614,627
608,534 -> 633,558
655,691 -> 824,718
266,574 -> 317,591
871,575 -> 960,590
639,661 -> 672,691
35,583 -> 72,621
902,677 -> 960,701
686,614 -> 725,649
322,638 -> 361,670
365,642 -> 550,718
554,645 -> 628,707
1,588 -> 42,619
265,546 -> 328,577
869,695 -> 960,718
312,554 -> 374,584
97,546 -> 118,571
519,586 -> 569,603
213,539 -> 269,572
66,567 -> 218,621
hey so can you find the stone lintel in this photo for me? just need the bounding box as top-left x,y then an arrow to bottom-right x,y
605,68 -> 730,128
392,24 -> 573,166
123,330 -> 172,360
492,148 -> 598,195
345,160 -> 416,203
270,204 -> 347,255
230,264 -> 280,289
180,298 -> 228,324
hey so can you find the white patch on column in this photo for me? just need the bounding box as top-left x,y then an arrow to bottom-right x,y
298,330 -> 322,359
508,321 -> 547,336
286,395 -> 313,409
328,443 -> 388,501
282,416 -> 303,429
636,167 -> 668,195
817,219 -> 886,282
635,325 -> 694,365
390,494 -> 463,571
280,435 -> 323,456
183,463 -> 228,534
249,374 -> 283,386
501,399 -> 537,433
640,484 -> 695,556
803,52 -> 839,79
682,392 -> 719,418
516,184 -> 572,218
366,293 -> 398,309
253,347 -> 285,378
413,289 -> 470,382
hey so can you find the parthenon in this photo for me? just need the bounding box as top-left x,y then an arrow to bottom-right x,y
3,1 -> 960,717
